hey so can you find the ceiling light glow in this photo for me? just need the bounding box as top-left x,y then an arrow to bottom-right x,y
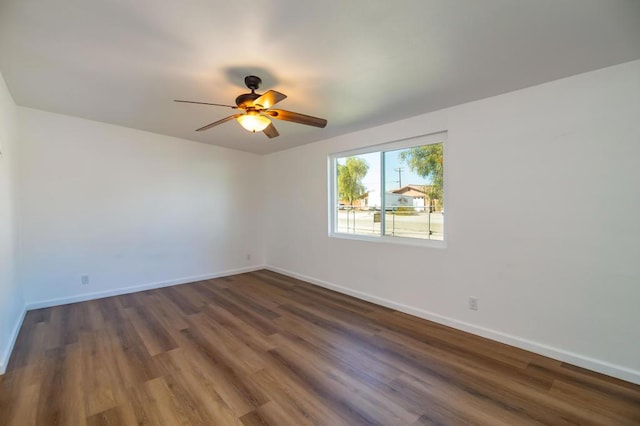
237,112 -> 271,132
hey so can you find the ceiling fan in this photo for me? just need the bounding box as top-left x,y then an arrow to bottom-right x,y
174,75 -> 327,139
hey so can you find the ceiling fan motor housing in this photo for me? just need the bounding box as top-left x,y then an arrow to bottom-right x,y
236,76 -> 263,108
235,92 -> 260,109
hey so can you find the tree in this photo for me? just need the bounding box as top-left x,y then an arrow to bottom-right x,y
337,157 -> 369,207
399,143 -> 444,209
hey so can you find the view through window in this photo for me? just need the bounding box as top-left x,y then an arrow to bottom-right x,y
332,133 -> 445,242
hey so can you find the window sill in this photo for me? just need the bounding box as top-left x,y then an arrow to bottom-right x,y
329,231 -> 447,249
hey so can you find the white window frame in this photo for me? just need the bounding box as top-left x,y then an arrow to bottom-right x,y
328,131 -> 447,248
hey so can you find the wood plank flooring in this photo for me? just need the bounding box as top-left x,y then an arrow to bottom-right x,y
1,270 -> 639,425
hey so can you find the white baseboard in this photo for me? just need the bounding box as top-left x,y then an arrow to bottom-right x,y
0,305 -> 27,375
266,265 -> 640,386
26,264 -> 266,310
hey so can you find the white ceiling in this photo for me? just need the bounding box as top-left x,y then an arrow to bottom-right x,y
1,1 -> 639,155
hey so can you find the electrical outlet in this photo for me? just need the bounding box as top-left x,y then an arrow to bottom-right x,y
81,275 -> 90,285
469,297 -> 478,311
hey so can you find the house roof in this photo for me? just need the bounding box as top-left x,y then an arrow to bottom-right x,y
390,185 -> 431,197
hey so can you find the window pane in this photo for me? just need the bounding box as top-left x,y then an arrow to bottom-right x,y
335,153 -> 379,236
331,134 -> 445,244
383,143 -> 444,240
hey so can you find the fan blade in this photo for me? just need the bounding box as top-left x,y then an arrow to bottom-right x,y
253,90 -> 287,109
175,100 -> 237,109
268,109 -> 327,128
196,114 -> 242,132
263,122 -> 279,139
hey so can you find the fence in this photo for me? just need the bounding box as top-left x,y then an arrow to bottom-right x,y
336,207 -> 443,240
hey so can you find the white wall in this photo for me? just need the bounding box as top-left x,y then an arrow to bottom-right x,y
17,108 -> 265,307
0,73 -> 24,373
264,60 -> 640,384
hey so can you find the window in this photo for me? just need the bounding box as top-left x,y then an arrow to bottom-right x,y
329,132 -> 446,245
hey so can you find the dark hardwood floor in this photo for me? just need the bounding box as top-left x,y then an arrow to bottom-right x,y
1,270 -> 639,425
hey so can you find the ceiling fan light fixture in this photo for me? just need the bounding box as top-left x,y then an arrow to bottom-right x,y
237,112 -> 271,132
